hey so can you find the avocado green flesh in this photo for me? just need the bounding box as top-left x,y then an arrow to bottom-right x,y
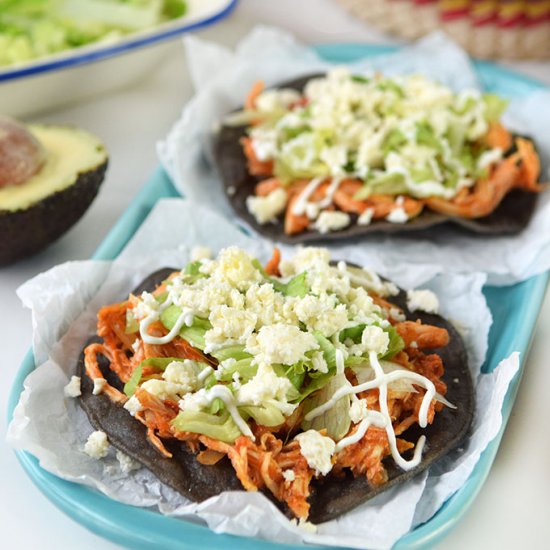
0,124 -> 108,265
0,125 -> 107,212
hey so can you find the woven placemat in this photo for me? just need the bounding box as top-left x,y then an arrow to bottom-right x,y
336,0 -> 550,60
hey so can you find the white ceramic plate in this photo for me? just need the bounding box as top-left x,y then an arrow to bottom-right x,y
0,0 -> 237,118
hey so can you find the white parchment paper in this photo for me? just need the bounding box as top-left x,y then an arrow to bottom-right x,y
158,27 -> 550,286
8,199 -> 520,549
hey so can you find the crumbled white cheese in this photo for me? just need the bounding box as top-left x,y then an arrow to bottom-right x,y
255,88 -> 301,113
64,376 -> 81,398
279,247 -> 331,277
246,187 -> 288,224
346,286 -> 380,319
162,360 -> 200,393
406,289 -> 440,314
349,398 -> 368,424
477,147 -> 503,170
237,363 -> 292,406
290,518 -> 318,533
340,262 -> 398,297
295,430 -> 335,476
389,307 -> 406,323
84,431 -> 109,459
305,201 -> 321,220
200,246 -> 262,291
246,323 -> 319,366
116,450 -> 141,474
179,388 -> 210,412
205,305 -> 258,352
361,325 -> 390,355
123,395 -> 143,416
314,211 -> 351,234
357,207 -> 375,226
174,279 -> 245,319
245,282 -> 287,329
232,371 -> 242,390
319,144 -> 347,176
140,379 -> 186,401
386,207 -> 409,224
215,357 -> 237,380
293,294 -> 349,337
282,249 -> 351,299
92,378 -> 107,395
250,128 -> 278,161
283,469 -> 296,482
310,351 -> 329,374
132,291 -> 161,320
190,246 -> 212,262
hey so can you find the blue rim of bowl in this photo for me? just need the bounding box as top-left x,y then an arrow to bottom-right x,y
6,42 -> 550,549
0,0 -> 238,83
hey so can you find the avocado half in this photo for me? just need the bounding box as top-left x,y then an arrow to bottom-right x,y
0,125 -> 108,265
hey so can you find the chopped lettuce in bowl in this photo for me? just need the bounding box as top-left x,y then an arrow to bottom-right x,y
0,0 -> 188,68
0,0 -> 236,117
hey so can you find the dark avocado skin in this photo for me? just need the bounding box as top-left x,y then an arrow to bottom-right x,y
0,160 -> 107,265
212,73 -> 539,244
78,268 -> 474,523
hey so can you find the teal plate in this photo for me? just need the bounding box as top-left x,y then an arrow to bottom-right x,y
7,44 -> 549,549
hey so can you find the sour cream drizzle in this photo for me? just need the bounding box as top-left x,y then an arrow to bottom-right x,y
292,177 -> 325,216
335,348 -> 345,374
334,410 -> 386,452
337,260 -> 397,296
317,176 -> 343,209
293,176 -> 344,218
198,366 -> 214,382
305,351 -> 435,470
139,300 -> 194,345
190,385 -> 255,440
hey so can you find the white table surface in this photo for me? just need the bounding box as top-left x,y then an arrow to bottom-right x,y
2,1 -> 549,548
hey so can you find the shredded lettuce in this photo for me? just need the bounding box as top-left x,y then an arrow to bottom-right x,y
123,363 -> 143,397
0,0 -> 187,68
301,373 -> 350,440
280,271 -> 309,297
182,260 -> 207,283
382,325 -> 404,359
125,309 -> 139,334
239,403 -> 285,427
338,324 -> 364,344
354,172 -> 407,200
313,331 -> 337,368
160,305 -> 211,350
123,356 -> 200,396
382,129 -> 407,155
253,259 -> 309,297
215,357 -> 257,383
273,362 -> 306,392
210,345 -> 252,363
171,409 -> 241,444
482,94 -> 509,123
338,323 -> 403,360
298,371 -> 335,401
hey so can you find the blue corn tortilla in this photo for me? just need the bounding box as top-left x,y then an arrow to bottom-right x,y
78,268 -> 474,522
212,74 -> 539,243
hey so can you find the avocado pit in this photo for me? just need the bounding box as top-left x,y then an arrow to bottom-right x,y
0,116 -> 46,188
